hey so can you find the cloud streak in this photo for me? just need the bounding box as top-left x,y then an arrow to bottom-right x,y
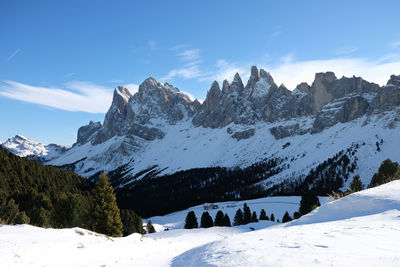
5,49 -> 21,62
178,49 -> 201,61
0,81 -> 114,113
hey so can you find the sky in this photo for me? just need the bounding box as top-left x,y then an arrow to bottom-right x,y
1,0 -> 400,145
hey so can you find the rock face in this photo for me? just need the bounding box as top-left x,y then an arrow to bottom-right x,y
74,67 -> 400,145
78,79 -> 197,146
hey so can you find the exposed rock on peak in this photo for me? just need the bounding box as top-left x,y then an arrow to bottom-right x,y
77,121 -> 102,145
245,66 -> 260,89
222,79 -> 230,93
314,71 -> 337,83
231,73 -> 244,93
259,69 -> 274,83
387,74 -> 400,87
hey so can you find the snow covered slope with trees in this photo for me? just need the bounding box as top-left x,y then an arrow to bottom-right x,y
1,180 -> 400,266
5,68 -> 400,216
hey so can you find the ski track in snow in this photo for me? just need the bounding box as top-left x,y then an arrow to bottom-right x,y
1,180 -> 400,266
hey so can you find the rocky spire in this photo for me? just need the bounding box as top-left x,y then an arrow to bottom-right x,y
222,79 -> 230,94
245,66 -> 260,89
104,86 -> 133,129
230,73 -> 244,93
387,74 -> 400,87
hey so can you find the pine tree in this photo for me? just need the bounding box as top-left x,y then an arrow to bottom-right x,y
259,209 -> 268,220
146,220 -> 156,233
299,191 -> 320,216
293,211 -> 301,220
214,210 -> 225,226
93,172 -> 123,237
270,213 -> 275,222
184,211 -> 198,229
223,213 -> 231,227
349,175 -> 363,192
282,211 -> 292,223
200,212 -> 213,228
120,209 -> 143,236
243,203 -> 251,224
250,211 -> 258,223
233,208 -> 244,226
369,159 -> 399,188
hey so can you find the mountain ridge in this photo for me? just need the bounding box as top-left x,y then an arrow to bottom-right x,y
3,67 -> 400,215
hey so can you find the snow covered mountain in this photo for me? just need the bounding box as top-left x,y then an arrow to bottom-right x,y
1,135 -> 66,162
9,67 -> 400,215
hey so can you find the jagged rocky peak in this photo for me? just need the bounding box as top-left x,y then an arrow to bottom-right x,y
222,79 -> 230,93
77,121 -> 102,145
204,81 -> 221,109
245,66 -> 260,89
230,73 -> 244,93
387,74 -> 400,87
131,77 -> 196,125
295,82 -> 311,94
104,86 -> 133,130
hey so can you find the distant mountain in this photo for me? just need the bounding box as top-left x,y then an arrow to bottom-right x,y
1,135 -> 66,162
7,66 -> 400,216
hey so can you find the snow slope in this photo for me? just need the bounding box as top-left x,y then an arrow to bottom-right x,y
172,180 -> 400,266
148,196 -> 331,230
49,107 -> 400,192
1,181 -> 400,266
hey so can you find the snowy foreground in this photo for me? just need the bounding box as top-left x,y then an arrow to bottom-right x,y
1,181 -> 400,266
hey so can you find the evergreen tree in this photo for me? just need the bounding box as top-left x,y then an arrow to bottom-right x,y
233,208 -> 244,226
282,211 -> 292,223
299,191 -> 320,216
250,211 -> 258,223
14,211 -> 30,224
222,213 -> 231,227
184,211 -> 198,229
243,203 -> 251,224
349,175 -> 363,192
200,212 -> 213,228
146,220 -> 156,233
120,209 -> 143,236
93,173 -> 123,237
214,210 -> 225,226
270,213 -> 275,222
369,159 -> 399,188
259,209 -> 268,220
293,211 -> 301,220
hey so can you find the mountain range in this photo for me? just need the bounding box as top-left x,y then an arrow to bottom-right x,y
3,66 -> 400,216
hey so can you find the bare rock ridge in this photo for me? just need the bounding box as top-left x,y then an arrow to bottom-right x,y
75,66 -> 400,146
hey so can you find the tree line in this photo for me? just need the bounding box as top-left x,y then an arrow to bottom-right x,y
0,146 -> 143,237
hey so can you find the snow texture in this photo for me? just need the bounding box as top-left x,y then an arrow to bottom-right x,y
1,180 -> 400,266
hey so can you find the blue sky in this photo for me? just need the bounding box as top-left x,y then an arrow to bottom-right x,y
1,0 -> 400,145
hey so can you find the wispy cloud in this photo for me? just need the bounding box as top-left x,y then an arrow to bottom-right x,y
334,46 -> 358,56
170,44 -> 189,51
0,80 -> 113,113
270,30 -> 281,38
263,55 -> 400,89
389,41 -> 400,48
202,59 -> 247,83
5,49 -> 21,62
63,72 -> 76,78
178,49 -> 201,61
162,63 -> 205,80
106,79 -> 125,83
148,40 -> 157,50
162,47 -> 210,81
